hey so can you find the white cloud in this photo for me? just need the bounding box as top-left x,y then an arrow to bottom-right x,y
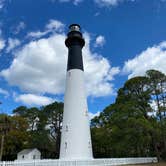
27,31 -> 48,39
15,94 -> 54,106
14,21 -> 26,34
51,0 -> 82,5
0,30 -> 5,57
95,0 -> 120,6
89,111 -> 100,120
46,19 -> 65,32
94,0 -> 135,7
0,38 -> 5,52
1,34 -> 67,94
94,12 -> 100,16
0,0 -> 5,10
0,88 -> 9,97
84,33 -> 119,96
6,38 -> 21,53
0,30 -> 5,52
123,41 -> 166,78
94,35 -> 105,47
150,100 -> 158,112
72,0 -> 83,5
27,19 -> 64,38
1,23 -> 119,97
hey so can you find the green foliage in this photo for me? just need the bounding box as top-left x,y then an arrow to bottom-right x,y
146,70 -> 166,120
0,115 -> 29,160
0,101 -> 63,160
91,70 -> 166,161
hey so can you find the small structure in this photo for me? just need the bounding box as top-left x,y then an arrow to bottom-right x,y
17,148 -> 41,160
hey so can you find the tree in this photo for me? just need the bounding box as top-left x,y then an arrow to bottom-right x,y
13,106 -> 40,131
146,70 -> 166,120
146,70 -> 166,160
91,76 -> 154,158
0,114 -> 10,161
0,115 -> 29,160
13,106 -> 28,117
91,70 -> 166,160
11,102 -> 64,159
43,102 -> 63,158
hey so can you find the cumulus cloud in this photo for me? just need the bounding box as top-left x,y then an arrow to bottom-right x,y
94,35 -> 105,47
15,94 -> 54,106
1,23 -> 119,97
89,111 -> 100,120
123,41 -> 166,78
84,33 -> 119,96
27,31 -> 48,39
27,19 -> 64,38
0,88 -> 9,97
0,38 -> 5,52
6,38 -> 21,53
94,0 -> 136,7
1,34 -> 67,94
14,21 -> 26,34
0,30 -> 5,53
51,0 -> 82,5
46,19 -> 64,32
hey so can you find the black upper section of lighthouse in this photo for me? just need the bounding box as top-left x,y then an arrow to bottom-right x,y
65,24 -> 85,71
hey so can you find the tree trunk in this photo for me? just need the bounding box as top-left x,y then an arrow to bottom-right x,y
0,135 -> 4,161
156,93 -> 162,121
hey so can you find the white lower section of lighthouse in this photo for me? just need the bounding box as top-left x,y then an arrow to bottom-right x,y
60,69 -> 93,160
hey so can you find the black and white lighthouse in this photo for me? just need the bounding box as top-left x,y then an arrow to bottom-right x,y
60,24 -> 93,160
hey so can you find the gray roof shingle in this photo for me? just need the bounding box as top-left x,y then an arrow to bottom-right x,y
18,148 -> 38,155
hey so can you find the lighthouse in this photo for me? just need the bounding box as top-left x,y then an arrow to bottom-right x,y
60,24 -> 93,160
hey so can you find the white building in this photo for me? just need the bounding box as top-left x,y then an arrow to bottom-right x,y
17,148 -> 41,160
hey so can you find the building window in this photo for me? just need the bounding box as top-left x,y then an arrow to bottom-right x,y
22,155 -> 24,159
33,155 -> 36,159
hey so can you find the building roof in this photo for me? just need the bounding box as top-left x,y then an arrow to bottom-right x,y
18,148 -> 39,155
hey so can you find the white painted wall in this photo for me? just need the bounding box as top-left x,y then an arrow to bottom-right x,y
17,149 -> 41,160
60,69 -> 93,160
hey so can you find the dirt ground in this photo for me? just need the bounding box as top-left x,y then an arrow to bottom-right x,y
128,163 -> 166,166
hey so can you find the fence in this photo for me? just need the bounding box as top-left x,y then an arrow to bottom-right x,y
0,157 -> 158,166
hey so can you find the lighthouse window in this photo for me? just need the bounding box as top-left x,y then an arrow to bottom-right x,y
85,110 -> 88,116
88,141 -> 91,148
68,72 -> 71,77
65,125 -> 68,132
65,142 -> 67,149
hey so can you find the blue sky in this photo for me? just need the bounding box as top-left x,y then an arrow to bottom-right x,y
0,0 -> 166,117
